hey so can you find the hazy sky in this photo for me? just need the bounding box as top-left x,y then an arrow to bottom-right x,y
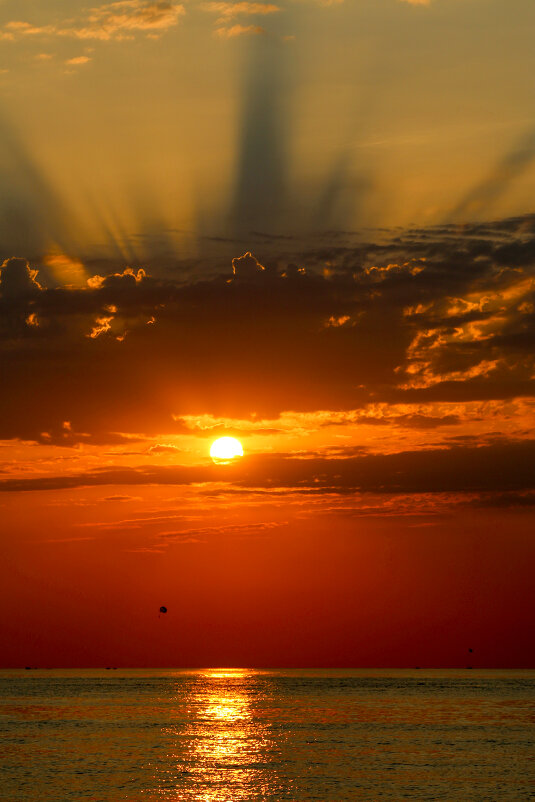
1,0 -> 534,667
0,0 -> 534,259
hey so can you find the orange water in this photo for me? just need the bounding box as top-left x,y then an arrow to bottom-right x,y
1,669 -> 534,800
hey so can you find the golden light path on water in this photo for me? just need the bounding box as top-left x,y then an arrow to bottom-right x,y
154,669 -> 282,801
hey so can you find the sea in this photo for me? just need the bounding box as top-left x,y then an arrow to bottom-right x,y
0,669 -> 533,801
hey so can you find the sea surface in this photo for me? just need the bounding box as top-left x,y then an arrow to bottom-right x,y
0,669 -> 534,801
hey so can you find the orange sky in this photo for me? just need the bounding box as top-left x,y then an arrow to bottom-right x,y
1,0 -> 535,667
1,241 -> 535,667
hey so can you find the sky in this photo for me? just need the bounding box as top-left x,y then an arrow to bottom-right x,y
1,0 -> 535,668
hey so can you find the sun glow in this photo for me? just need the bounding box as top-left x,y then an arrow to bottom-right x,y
210,437 -> 244,464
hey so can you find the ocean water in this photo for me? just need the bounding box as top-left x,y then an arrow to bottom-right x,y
0,669 -> 533,801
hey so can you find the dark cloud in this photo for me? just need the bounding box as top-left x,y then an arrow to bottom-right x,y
1,440 -> 534,496
0,214 -> 534,442
468,491 -> 535,509
87,267 -> 147,291
0,256 -> 43,301
231,251 -> 266,279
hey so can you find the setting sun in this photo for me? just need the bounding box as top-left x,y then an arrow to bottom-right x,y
1,1 -> 534,798
210,437 -> 244,464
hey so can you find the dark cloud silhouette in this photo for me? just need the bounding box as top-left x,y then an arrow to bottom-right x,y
0,257 -> 43,297
1,440 -> 534,496
0,214 -> 534,443
231,250 -> 266,278
468,491 -> 535,509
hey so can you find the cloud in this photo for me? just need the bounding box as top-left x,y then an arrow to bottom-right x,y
0,1 -> 185,44
0,257 -> 43,298
0,215 -> 534,443
65,56 -> 92,66
205,1 -> 278,37
82,0 -> 185,39
87,306 -> 116,338
104,494 -> 142,501
205,2 -> 280,21
1,440 -> 535,497
87,267 -> 147,289
468,491 -> 535,509
160,520 -> 284,543
215,23 -> 265,37
231,250 -> 266,277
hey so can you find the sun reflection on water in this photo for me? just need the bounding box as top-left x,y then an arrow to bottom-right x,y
152,670 -> 281,801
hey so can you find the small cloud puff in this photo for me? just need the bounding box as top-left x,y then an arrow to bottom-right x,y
205,2 -> 279,21
215,23 -> 265,37
87,267 -> 147,289
148,444 -> 181,454
231,251 -> 266,278
65,55 -> 92,66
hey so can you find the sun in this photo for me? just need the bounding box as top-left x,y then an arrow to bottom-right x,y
210,436 -> 244,464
